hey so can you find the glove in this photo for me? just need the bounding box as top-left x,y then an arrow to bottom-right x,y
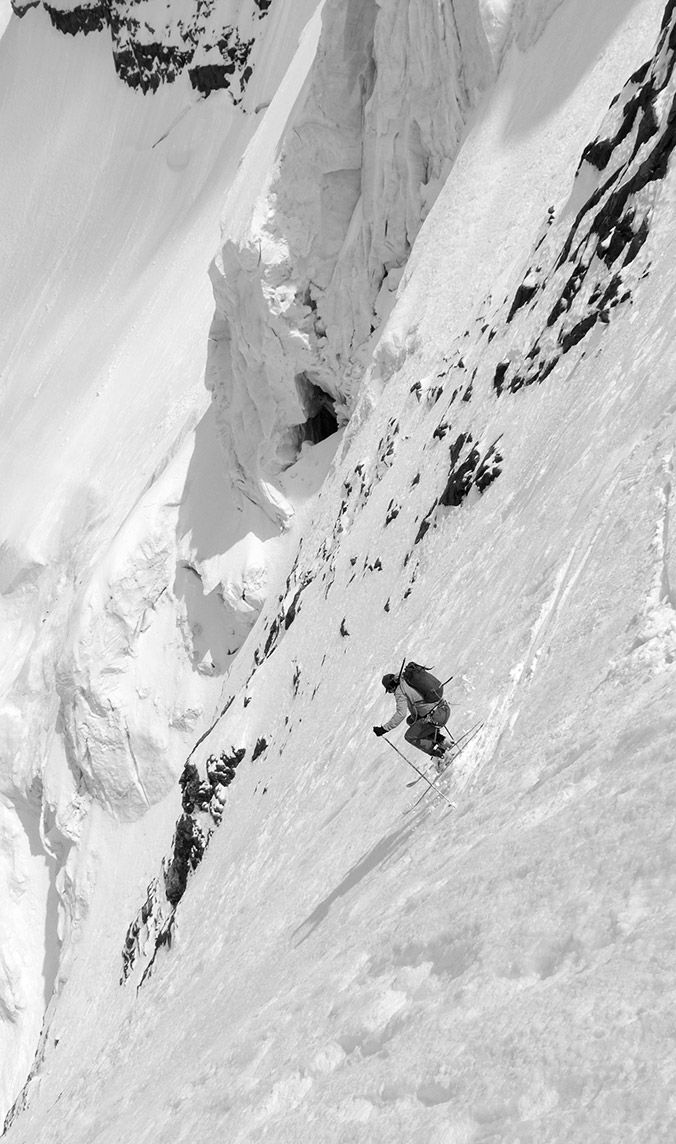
373,726 -> 386,737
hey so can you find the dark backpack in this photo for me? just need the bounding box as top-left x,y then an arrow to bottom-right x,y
402,662 -> 444,704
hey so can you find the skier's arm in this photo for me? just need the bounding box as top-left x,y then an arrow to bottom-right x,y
382,689 -> 408,732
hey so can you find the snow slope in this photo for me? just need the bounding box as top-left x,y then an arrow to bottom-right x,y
3,0 -> 676,1140
0,0 -> 320,1118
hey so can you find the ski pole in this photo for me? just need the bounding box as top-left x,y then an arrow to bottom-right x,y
426,676 -> 453,717
382,736 -> 454,807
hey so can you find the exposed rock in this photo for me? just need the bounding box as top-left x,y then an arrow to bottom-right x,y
121,746 -> 247,985
164,814 -> 207,907
44,2 -> 107,35
27,0 -> 276,100
496,7 -> 676,395
252,737 -> 268,761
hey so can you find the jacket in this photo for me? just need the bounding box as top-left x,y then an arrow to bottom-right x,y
382,679 -> 431,732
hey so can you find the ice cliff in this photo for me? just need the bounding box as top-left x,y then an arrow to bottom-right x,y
207,0 -> 569,520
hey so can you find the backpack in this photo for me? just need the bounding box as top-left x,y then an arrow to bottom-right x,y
402,662 -> 444,704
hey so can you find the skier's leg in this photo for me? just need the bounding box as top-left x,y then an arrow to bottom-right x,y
405,719 -> 444,758
429,701 -> 454,745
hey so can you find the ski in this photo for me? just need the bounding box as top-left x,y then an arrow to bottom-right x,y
382,733 -> 456,807
435,720 -> 484,779
403,721 -> 484,814
411,721 -> 483,809
405,721 -> 483,787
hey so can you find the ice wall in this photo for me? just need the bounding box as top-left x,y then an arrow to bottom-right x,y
206,0 -> 570,520
0,0 -> 318,1118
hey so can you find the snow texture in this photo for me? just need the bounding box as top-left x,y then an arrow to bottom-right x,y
2,0 -> 676,1141
207,0 -> 500,519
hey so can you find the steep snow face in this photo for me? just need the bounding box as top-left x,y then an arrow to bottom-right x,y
0,0 -> 321,1120
207,0 -> 496,519
2,0 -> 672,1140
205,0 -> 596,523
487,6 -> 676,399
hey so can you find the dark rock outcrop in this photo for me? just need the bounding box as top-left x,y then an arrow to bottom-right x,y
495,4 -> 676,396
43,2 -> 106,35
121,746 -> 246,986
19,0 -> 276,102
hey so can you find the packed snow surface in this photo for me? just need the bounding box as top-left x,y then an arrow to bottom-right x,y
2,0 -> 676,1140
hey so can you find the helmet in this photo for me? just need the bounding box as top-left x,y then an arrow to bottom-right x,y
382,673 -> 398,692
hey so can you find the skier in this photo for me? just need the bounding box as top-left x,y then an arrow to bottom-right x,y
373,669 -> 452,766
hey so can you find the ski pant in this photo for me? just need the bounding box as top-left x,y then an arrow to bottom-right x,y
404,718 -> 446,758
